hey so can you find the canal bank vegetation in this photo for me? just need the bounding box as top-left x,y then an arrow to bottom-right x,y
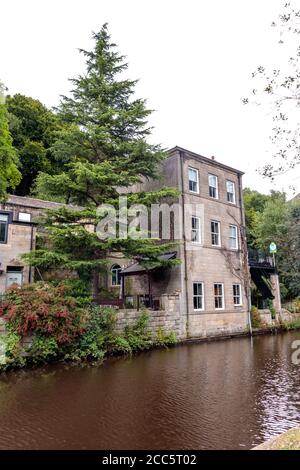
0,282 -> 176,371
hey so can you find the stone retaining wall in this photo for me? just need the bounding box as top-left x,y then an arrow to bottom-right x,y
116,293 -> 186,339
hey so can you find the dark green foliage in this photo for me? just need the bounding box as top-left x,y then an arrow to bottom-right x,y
244,188 -> 300,301
6,94 -> 65,196
0,283 -> 177,370
250,306 -> 262,328
24,25 -> 179,299
0,83 -> 21,200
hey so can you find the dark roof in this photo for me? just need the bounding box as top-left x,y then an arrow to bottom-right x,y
168,146 -> 245,176
121,252 -> 177,275
5,195 -> 81,211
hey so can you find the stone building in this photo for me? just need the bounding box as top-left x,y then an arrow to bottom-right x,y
0,147 -> 282,340
0,195 -> 66,294
102,147 -> 281,339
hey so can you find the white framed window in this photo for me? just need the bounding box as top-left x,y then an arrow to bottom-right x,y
209,174 -> 218,199
226,180 -> 236,204
191,216 -> 201,243
211,220 -> 221,246
233,284 -> 242,306
229,224 -> 238,250
188,167 -> 199,193
193,282 -> 204,310
214,283 -> 224,310
18,212 -> 31,222
111,264 -> 122,286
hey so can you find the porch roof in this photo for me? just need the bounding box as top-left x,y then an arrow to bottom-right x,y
121,252 -> 177,276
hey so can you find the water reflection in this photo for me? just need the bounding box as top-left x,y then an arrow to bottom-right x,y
0,331 -> 300,449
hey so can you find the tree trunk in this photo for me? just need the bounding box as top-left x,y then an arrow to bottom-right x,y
91,269 -> 99,302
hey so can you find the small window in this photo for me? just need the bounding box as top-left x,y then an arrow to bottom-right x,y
211,220 -> 221,246
111,264 -> 122,286
233,284 -> 242,306
229,224 -> 238,250
188,167 -> 199,193
19,212 -> 31,222
226,181 -> 236,204
191,216 -> 201,243
0,213 -> 9,244
193,282 -> 204,310
6,270 -> 23,289
209,174 -> 218,199
214,283 -> 224,309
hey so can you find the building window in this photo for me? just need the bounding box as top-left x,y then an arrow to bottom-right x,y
6,268 -> 23,289
211,220 -> 221,246
233,284 -> 242,306
111,264 -> 122,286
0,213 -> 9,244
188,167 -> 199,193
229,224 -> 238,250
193,282 -> 204,310
226,180 -> 236,204
214,283 -> 224,309
19,212 -> 31,222
191,216 -> 201,243
208,174 -> 218,199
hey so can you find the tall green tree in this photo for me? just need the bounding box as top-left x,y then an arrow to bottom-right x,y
6,94 -> 65,196
0,82 -> 21,200
25,25 -> 179,299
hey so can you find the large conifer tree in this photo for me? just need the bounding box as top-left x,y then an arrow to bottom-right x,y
27,25 -> 178,298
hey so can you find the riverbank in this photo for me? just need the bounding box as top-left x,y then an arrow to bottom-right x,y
253,427 -> 300,450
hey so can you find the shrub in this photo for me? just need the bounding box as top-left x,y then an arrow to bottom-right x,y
154,328 -> 177,346
0,282 -> 87,345
267,299 -> 276,320
0,283 -> 178,370
28,335 -> 59,364
64,306 -> 114,361
250,306 -> 262,328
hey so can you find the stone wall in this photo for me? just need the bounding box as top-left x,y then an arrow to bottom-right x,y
116,293 -> 186,339
188,311 -> 249,339
115,292 -> 250,340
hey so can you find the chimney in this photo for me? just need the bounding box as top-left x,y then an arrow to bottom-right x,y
211,156 -> 215,160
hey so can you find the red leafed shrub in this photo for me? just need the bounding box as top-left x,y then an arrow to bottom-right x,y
0,282 -> 87,344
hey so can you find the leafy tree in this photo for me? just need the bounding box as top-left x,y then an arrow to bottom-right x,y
25,25 -> 179,299
253,193 -> 289,252
243,2 -> 300,181
6,94 -> 64,196
243,188 -> 285,247
280,200 -> 300,298
0,82 -> 21,200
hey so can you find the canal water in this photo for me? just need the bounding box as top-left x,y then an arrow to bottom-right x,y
0,331 -> 300,450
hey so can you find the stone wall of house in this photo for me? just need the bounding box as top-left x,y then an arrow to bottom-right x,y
116,293 -> 186,339
188,311 -> 249,339
115,292 -> 251,340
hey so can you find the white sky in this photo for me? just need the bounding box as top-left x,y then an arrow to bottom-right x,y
1,0 -> 299,196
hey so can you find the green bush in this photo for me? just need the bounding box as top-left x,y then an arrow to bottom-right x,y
0,283 -> 178,370
28,336 -> 59,364
251,306 -> 262,328
267,299 -> 276,320
154,328 -> 177,346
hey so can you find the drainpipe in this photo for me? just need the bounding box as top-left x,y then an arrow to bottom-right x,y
237,173 -> 252,336
28,224 -> 34,283
179,151 -> 190,337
